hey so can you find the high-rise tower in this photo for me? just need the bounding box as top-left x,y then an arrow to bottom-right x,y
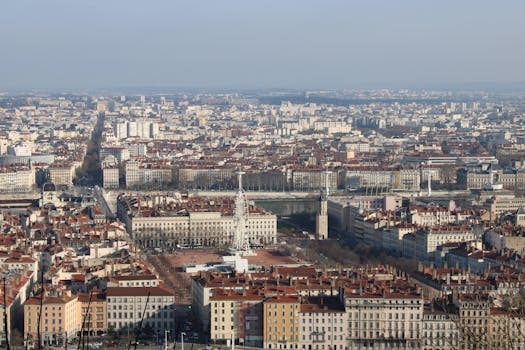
316,171 -> 330,240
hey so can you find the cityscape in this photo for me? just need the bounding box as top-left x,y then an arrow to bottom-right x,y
1,1 -> 525,350
0,90 -> 524,350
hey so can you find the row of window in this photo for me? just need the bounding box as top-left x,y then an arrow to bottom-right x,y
108,311 -> 172,319
107,297 -> 172,303
350,312 -> 420,320
110,303 -> 171,310
350,320 -> 419,328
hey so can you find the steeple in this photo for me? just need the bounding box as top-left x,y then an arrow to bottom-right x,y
316,170 -> 330,240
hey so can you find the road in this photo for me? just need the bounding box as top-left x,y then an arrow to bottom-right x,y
93,185 -> 115,218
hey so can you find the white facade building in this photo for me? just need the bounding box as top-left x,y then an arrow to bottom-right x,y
106,287 -> 175,333
345,292 -> 423,350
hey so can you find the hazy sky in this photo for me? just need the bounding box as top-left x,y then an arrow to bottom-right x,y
1,0 -> 524,90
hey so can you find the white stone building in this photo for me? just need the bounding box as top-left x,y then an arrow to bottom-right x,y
106,287 -> 175,333
117,194 -> 277,248
345,292 -> 423,350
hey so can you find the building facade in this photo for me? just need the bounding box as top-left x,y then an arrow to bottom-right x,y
24,294 -> 79,348
117,194 -> 277,248
345,292 -> 423,350
106,287 -> 176,334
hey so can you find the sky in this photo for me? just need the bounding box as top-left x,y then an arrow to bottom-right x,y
0,0 -> 524,91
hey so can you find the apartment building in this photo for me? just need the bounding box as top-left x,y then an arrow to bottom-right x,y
177,167 -> 235,190
453,293 -> 490,350
244,171 -> 287,192
192,274 -> 252,333
48,163 -> 75,187
344,167 -> 394,188
486,195 -> 525,218
0,165 -> 34,192
406,226 -> 477,261
113,120 -> 159,140
210,292 -> 264,347
485,227 -> 525,254
298,297 -> 347,350
292,170 -> 338,192
467,169 -> 525,190
99,146 -> 130,163
106,287 -> 175,334
382,224 -> 417,255
24,294 -> 79,348
78,292 -> 107,336
345,291 -> 423,350
421,307 -> 459,350
102,166 -> 119,189
263,296 -> 301,349
487,308 -> 525,350
409,207 -> 454,227
393,167 -> 421,191
124,159 -> 172,188
328,195 -> 401,233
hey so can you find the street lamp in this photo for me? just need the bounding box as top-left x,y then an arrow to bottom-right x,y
181,332 -> 186,350
164,330 -> 170,350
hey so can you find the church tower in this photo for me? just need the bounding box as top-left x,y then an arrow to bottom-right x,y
316,171 -> 330,240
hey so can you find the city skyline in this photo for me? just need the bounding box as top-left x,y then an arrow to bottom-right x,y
1,86 -> 525,349
1,0 -> 525,91
2,1 -> 525,349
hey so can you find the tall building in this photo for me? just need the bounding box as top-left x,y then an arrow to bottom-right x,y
124,160 -> 172,188
0,164 -> 34,192
113,121 -> 129,140
77,292 -> 107,336
345,291 -> 423,350
209,292 -> 264,347
263,296 -> 301,349
137,120 -> 151,139
453,293 -> 490,350
24,294 -> 79,348
48,163 -> 75,187
102,166 -> 119,189
421,306 -> 459,350
102,155 -> 120,189
298,296 -> 347,350
127,121 -> 138,138
316,171 -> 330,240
